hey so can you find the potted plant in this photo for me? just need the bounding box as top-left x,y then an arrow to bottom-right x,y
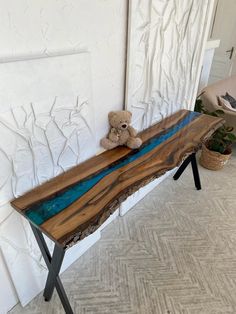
195,95 -> 236,170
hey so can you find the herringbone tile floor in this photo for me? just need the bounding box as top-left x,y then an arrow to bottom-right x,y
10,150 -> 236,314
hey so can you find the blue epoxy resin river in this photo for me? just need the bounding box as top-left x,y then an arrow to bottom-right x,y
26,111 -> 200,225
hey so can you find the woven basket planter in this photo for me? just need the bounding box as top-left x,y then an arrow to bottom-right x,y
199,144 -> 231,171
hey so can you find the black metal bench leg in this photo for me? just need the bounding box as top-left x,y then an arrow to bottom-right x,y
191,153 -> 201,190
173,153 -> 201,190
173,154 -> 192,181
44,244 -> 65,301
30,224 -> 74,314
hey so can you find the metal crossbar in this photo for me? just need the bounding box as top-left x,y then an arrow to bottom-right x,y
30,224 -> 74,314
173,153 -> 202,190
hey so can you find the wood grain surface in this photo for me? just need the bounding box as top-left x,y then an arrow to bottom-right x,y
11,110 -> 224,248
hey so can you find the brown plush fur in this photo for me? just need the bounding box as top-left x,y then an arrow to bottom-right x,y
100,110 -> 142,150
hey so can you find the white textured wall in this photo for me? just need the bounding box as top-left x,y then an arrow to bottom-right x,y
0,53 -> 100,311
0,53 -> 95,204
0,0 -> 127,140
0,0 -> 214,311
126,0 -> 213,130
0,250 -> 18,314
0,0 -> 127,310
198,40 -> 220,92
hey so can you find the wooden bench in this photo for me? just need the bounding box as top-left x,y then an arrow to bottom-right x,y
11,109 -> 223,313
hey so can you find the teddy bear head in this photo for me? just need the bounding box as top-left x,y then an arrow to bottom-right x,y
108,110 -> 132,131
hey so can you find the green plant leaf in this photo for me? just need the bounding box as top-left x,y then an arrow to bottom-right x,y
194,98 -> 235,153
194,99 -> 204,113
227,133 -> 236,141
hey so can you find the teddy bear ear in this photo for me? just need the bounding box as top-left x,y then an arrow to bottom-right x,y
108,111 -> 116,119
127,111 -> 132,118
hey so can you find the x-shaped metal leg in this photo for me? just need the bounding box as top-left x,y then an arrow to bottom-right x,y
173,153 -> 201,190
30,224 -> 74,314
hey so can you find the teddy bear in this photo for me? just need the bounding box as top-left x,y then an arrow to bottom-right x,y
100,110 -> 142,150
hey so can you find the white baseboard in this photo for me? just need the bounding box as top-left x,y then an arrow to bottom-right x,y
61,230 -> 101,273
61,208 -> 119,272
0,250 -> 18,314
119,169 -> 176,217
97,209 -> 119,233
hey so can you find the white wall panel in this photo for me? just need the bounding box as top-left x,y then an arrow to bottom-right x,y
0,0 -> 127,145
0,0 -> 127,310
0,53 -> 95,204
126,0 -> 213,130
0,52 -> 96,306
0,250 -> 18,314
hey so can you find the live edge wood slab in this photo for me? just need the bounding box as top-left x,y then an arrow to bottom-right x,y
11,110 -> 223,249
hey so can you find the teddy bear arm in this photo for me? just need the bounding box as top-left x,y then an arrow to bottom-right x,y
128,125 -> 137,137
109,131 -> 119,142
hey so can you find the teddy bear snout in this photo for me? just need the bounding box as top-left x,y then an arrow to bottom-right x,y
121,123 -> 128,129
